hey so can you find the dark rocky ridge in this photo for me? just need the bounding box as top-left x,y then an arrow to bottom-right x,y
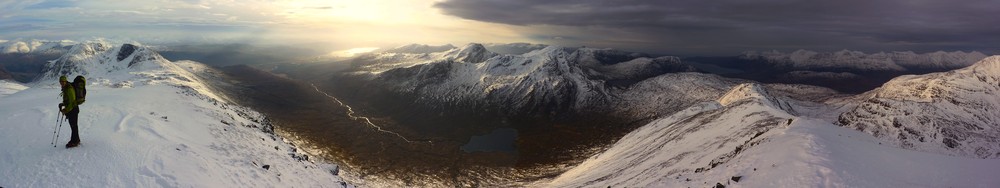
117,44 -> 137,61
0,53 -> 65,82
0,65 -> 13,80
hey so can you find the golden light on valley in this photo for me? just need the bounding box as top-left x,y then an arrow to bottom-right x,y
330,47 -> 380,57
261,0 -> 533,49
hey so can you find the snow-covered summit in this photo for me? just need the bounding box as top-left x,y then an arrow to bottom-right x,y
718,83 -> 793,112
444,43 -> 498,63
967,55 -> 1000,75
740,50 -> 988,71
544,79 -> 804,187
35,42 -> 174,85
348,44 -> 702,117
482,43 -> 548,55
839,55 -> 1000,158
380,42 -> 547,55
542,60 -> 1000,187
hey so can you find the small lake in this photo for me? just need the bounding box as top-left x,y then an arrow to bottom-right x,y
461,128 -> 518,153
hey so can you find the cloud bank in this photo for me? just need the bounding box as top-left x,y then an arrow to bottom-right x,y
435,0 -> 1000,55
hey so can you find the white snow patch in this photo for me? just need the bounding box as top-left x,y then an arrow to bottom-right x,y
0,79 -> 28,98
1,43 -> 352,187
0,83 -> 350,187
542,83 -> 1000,187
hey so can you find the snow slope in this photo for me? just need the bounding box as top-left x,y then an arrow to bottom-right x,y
839,56 -> 1000,158
338,43 -> 1000,187
543,83 -> 1000,187
0,43 -> 349,187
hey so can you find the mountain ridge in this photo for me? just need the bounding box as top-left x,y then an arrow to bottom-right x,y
0,43 -> 351,187
740,49 -> 987,72
838,55 -> 1000,158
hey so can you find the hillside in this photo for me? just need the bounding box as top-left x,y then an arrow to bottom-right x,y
839,56 -> 1000,158
542,82 -> 1000,187
0,43 -> 350,187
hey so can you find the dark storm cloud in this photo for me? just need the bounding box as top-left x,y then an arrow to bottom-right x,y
434,0 -> 1000,55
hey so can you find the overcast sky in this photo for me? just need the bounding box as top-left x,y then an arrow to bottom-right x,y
1,0 -> 997,56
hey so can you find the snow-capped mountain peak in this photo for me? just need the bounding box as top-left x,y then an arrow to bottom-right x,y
482,43 -> 549,55
839,55 -> 1000,159
719,83 -> 772,106
446,43 -> 498,63
36,42 -> 172,84
968,55 -> 1000,75
717,83 -> 795,113
543,57 -> 1000,187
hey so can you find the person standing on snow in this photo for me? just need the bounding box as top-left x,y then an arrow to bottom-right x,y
59,76 -> 81,148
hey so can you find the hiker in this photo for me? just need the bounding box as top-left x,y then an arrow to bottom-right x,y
59,76 -> 81,148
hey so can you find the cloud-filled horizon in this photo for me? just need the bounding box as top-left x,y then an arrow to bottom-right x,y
1,0 -> 997,56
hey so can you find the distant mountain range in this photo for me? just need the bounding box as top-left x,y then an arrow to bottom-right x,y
337,43 -> 707,120
307,42 -> 1000,186
0,39 -> 75,54
5,40 -> 999,187
740,49 -> 987,72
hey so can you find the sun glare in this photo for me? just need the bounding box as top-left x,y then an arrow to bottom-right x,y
330,47 -> 380,57
283,0 -> 430,24
259,0 -> 529,49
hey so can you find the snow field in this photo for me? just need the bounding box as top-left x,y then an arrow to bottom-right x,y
0,84 -> 349,187
543,82 -> 1000,187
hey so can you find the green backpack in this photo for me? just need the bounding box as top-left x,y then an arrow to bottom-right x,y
72,76 -> 86,105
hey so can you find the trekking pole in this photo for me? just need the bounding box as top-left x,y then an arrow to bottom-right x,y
52,112 -> 64,147
51,112 -> 59,146
53,90 -> 61,147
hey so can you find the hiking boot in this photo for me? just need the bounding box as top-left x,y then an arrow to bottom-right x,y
65,142 -> 80,148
